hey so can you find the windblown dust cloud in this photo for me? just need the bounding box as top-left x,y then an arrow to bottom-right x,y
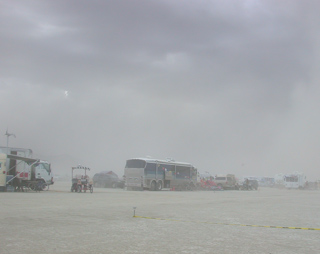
1,1 -> 320,180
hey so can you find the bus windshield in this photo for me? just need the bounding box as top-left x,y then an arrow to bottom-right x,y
125,159 -> 146,169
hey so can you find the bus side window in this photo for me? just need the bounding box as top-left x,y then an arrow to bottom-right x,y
145,163 -> 156,176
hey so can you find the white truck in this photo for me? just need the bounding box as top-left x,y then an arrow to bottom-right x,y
283,172 -> 306,189
214,174 -> 238,190
0,147 -> 54,191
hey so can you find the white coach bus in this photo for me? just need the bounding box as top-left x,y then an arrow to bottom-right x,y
124,158 -> 198,191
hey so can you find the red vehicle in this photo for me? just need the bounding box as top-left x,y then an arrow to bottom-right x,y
200,178 -> 221,190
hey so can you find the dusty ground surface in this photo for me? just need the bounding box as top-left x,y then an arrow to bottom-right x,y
1,181 -> 319,254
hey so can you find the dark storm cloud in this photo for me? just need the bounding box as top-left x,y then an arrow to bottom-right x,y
1,0 -> 320,179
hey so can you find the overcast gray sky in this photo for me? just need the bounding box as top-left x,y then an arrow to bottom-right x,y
1,0 -> 320,179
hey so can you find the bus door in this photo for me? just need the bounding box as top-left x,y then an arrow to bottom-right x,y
161,164 -> 175,188
145,162 -> 156,180
156,164 -> 164,181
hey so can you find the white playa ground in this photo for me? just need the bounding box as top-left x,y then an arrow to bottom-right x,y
1,181 -> 319,254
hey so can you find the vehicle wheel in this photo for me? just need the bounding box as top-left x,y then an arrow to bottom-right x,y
156,181 -> 162,191
150,181 -> 156,191
189,183 -> 196,191
28,183 -> 35,191
41,183 -> 48,191
112,182 -> 117,188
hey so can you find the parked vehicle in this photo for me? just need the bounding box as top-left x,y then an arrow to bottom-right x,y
124,158 -> 198,191
274,172 -> 306,189
214,174 -> 238,190
71,165 -> 93,193
284,172 -> 306,189
258,177 -> 275,187
199,177 -> 222,191
239,179 -> 259,190
92,171 -> 122,188
0,148 -> 54,191
0,147 -> 54,191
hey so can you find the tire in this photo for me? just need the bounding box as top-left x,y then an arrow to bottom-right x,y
28,183 -> 35,191
150,181 -> 156,191
189,183 -> 196,191
41,183 -> 48,191
156,181 -> 162,191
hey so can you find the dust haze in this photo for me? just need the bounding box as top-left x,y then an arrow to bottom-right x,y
1,0 -> 320,180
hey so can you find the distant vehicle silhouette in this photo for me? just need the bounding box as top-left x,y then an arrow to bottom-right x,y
92,171 -> 123,188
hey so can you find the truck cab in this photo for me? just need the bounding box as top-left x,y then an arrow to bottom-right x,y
34,161 -> 53,185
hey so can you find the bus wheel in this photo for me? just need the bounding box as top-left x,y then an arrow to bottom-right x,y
157,181 -> 162,191
151,181 -> 156,191
188,183 -> 195,191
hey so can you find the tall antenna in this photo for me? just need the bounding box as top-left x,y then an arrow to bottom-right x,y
5,129 -> 16,153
